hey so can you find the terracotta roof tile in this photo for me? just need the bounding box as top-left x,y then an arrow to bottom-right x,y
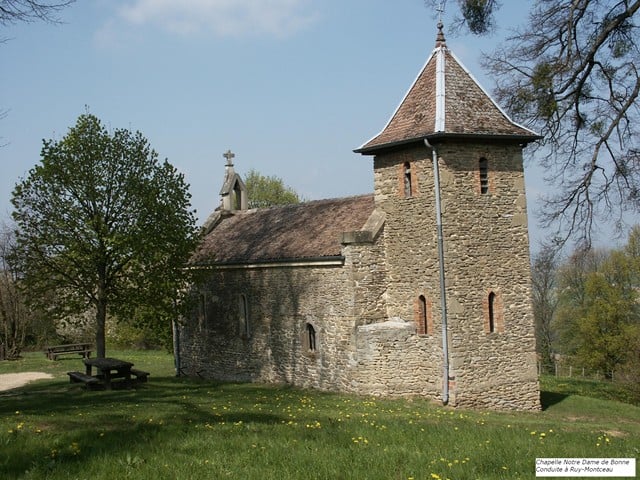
357,47 -> 539,154
192,195 -> 375,265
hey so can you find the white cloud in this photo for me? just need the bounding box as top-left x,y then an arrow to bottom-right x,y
116,0 -> 319,37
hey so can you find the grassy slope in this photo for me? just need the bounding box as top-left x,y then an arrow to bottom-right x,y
1,351 -> 638,480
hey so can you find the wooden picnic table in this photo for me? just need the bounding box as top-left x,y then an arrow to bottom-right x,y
67,357 -> 150,390
83,357 -> 134,390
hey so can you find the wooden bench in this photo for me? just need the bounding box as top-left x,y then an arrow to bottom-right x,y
45,343 -> 92,360
130,368 -> 150,383
67,371 -> 102,390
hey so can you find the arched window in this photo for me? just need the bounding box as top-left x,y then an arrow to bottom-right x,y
414,295 -> 433,335
233,180 -> 243,210
306,323 -> 317,352
239,294 -> 250,338
479,158 -> 489,194
403,162 -> 412,198
484,290 -> 503,334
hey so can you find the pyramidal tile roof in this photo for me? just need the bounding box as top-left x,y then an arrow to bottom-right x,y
355,23 -> 540,154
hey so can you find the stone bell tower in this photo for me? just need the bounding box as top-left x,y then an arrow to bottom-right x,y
355,23 -> 541,410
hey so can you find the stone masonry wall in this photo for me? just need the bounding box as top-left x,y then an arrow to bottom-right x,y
179,140 -> 539,411
179,225 -> 404,395
178,265 -> 360,392
372,142 -> 540,410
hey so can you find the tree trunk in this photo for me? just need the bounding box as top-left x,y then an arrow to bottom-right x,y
95,292 -> 107,359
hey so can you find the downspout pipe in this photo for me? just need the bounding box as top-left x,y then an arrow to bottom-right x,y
172,317 -> 181,377
425,138 -> 450,405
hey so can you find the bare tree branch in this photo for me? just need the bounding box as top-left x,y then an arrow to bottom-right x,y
483,0 -> 640,247
0,0 -> 74,26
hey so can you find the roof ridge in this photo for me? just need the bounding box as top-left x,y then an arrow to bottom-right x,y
244,193 -> 374,213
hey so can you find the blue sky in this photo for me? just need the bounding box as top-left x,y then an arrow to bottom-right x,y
1,0 -> 554,249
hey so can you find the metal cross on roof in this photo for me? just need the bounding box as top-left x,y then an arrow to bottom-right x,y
223,149 -> 235,166
436,0 -> 446,22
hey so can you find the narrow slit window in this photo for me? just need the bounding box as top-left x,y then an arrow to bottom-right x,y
488,291 -> 496,333
239,294 -> 250,338
404,162 -> 412,198
198,293 -> 206,328
419,295 -> 428,334
479,158 -> 489,194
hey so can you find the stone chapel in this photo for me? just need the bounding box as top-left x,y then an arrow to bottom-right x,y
177,24 -> 541,410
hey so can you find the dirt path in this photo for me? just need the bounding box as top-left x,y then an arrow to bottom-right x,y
0,372 -> 54,391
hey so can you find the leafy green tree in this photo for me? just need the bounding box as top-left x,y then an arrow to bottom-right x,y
554,229 -> 640,377
555,247 -> 607,355
625,226 -> 640,282
574,252 -> 640,377
11,113 -> 199,357
244,169 -> 302,209
428,0 -> 640,245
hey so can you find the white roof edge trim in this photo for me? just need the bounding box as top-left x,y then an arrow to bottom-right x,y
356,48 -> 438,150
435,46 -> 446,132
448,49 -> 540,137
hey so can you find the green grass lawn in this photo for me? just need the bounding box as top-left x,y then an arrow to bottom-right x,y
1,351 -> 638,479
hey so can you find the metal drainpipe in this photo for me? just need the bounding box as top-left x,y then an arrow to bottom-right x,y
425,138 -> 450,405
172,318 -> 181,376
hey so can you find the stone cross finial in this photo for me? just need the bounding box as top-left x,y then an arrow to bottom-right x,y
223,149 -> 235,166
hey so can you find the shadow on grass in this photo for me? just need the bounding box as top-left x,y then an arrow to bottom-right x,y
1,375 -> 283,417
540,390 -> 569,411
1,376 -> 288,478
